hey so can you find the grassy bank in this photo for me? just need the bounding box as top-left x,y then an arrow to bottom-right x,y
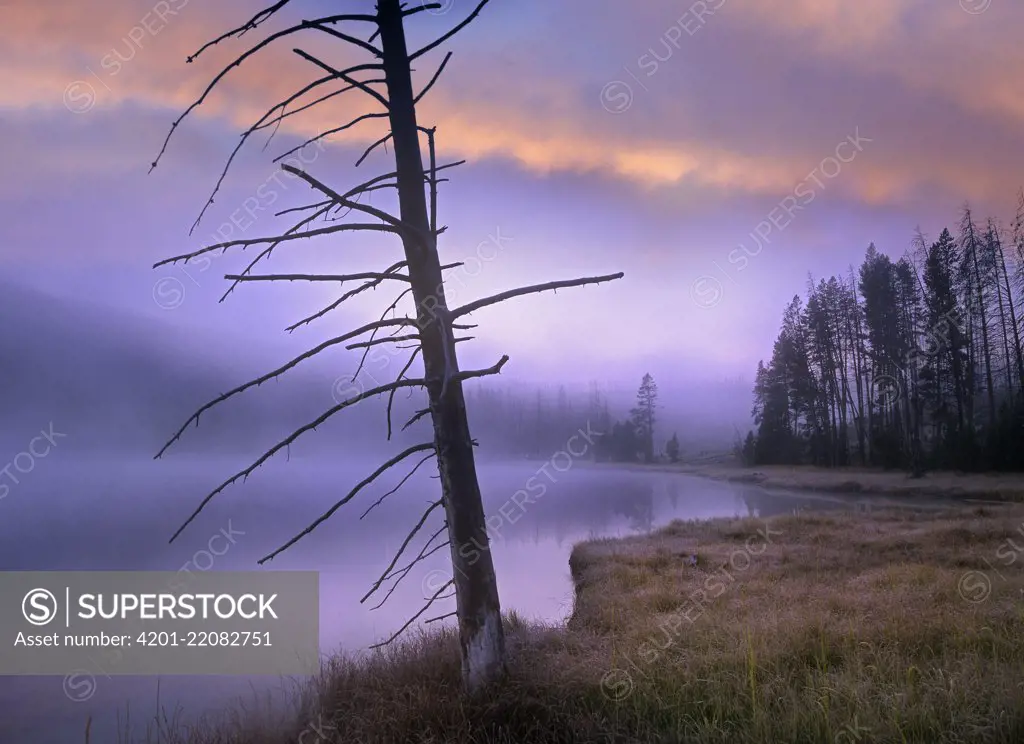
622,459 -> 1024,501
125,503 -> 1024,744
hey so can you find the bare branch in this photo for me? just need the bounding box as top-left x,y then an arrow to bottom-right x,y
387,347 -> 422,439
286,261 -> 408,332
382,527 -> 447,583
339,182 -> 398,201
355,132 -> 393,167
293,48 -> 389,109
187,1 -> 292,64
219,203 -> 333,302
253,69 -> 385,136
404,4 -> 445,19
257,77 -> 387,156
402,407 -> 431,431
414,52 -> 452,104
275,199 -> 332,218
278,165 -> 447,258
274,112 -> 390,162
338,159 -> 465,202
155,317 -> 416,460
360,451 -> 434,520
451,273 -> 625,319
310,22 -> 384,59
152,17 -> 383,172
368,536 -> 448,609
153,222 -> 402,269
424,611 -> 457,625
169,379 -> 429,544
320,159 -> 463,208
369,575 -> 453,648
280,164 -> 427,241
361,499 -> 446,604
342,171 -> 397,199
224,272 -> 410,284
259,443 -> 436,563
346,333 -> 418,350
410,0 -> 492,61
189,65 -> 383,234
369,532 -> 449,611
421,126 -> 439,235
352,287 -> 414,379
450,354 -> 510,384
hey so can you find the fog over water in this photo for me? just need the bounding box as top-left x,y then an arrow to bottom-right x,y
0,280 -> 849,742
3,445 -> 883,744
0,275 -> 967,743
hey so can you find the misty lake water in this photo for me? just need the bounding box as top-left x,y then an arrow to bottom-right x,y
0,454 -> 914,744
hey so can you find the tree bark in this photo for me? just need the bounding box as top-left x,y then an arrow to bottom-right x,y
964,212 -> 996,430
994,227 -> 1024,396
377,0 -> 506,691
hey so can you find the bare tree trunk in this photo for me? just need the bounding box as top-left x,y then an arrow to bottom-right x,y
848,269 -> 869,464
994,249 -> 1016,400
963,210 -> 997,429
996,224 -> 1024,396
152,0 -> 622,695
377,0 -> 506,691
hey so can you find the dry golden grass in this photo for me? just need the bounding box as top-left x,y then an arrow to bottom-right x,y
568,504 -> 1024,743
123,503 -> 1024,744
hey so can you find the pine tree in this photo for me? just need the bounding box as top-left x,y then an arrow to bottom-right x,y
742,431 -> 757,465
630,373 -> 658,463
666,432 -> 680,463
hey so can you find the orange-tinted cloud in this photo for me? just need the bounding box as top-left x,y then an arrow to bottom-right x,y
2,0 -> 1023,212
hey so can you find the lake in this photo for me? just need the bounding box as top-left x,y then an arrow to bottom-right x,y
0,453 -> 904,744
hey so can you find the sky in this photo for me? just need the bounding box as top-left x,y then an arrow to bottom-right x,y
2,0 -> 1023,389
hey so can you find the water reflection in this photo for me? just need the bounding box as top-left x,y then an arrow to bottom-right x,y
0,456 -> 896,744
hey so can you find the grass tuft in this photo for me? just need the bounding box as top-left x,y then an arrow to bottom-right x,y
117,502 -> 1024,743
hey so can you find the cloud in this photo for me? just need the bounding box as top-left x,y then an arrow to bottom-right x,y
1,0 -> 1023,216
720,0 -> 1024,124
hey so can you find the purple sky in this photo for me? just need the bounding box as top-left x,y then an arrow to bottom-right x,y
3,0 -> 1023,387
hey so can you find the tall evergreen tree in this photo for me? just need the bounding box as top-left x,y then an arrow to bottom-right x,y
666,432 -> 680,463
630,373 -> 658,463
746,193 -> 1024,473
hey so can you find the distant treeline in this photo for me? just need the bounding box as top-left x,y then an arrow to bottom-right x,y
743,197 -> 1024,472
464,373 -> 676,464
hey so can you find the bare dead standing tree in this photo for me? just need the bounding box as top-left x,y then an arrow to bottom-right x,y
150,0 -> 623,692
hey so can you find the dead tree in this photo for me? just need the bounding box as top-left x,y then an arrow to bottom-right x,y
150,0 -> 623,692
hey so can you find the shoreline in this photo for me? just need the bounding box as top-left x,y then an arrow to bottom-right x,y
562,500 -> 1024,743
577,459 -> 1024,502
98,498 -> 1024,743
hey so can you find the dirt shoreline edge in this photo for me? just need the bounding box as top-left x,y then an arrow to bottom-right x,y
578,460 -> 1024,502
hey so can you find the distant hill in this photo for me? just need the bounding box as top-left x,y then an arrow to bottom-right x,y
0,281 -> 390,456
